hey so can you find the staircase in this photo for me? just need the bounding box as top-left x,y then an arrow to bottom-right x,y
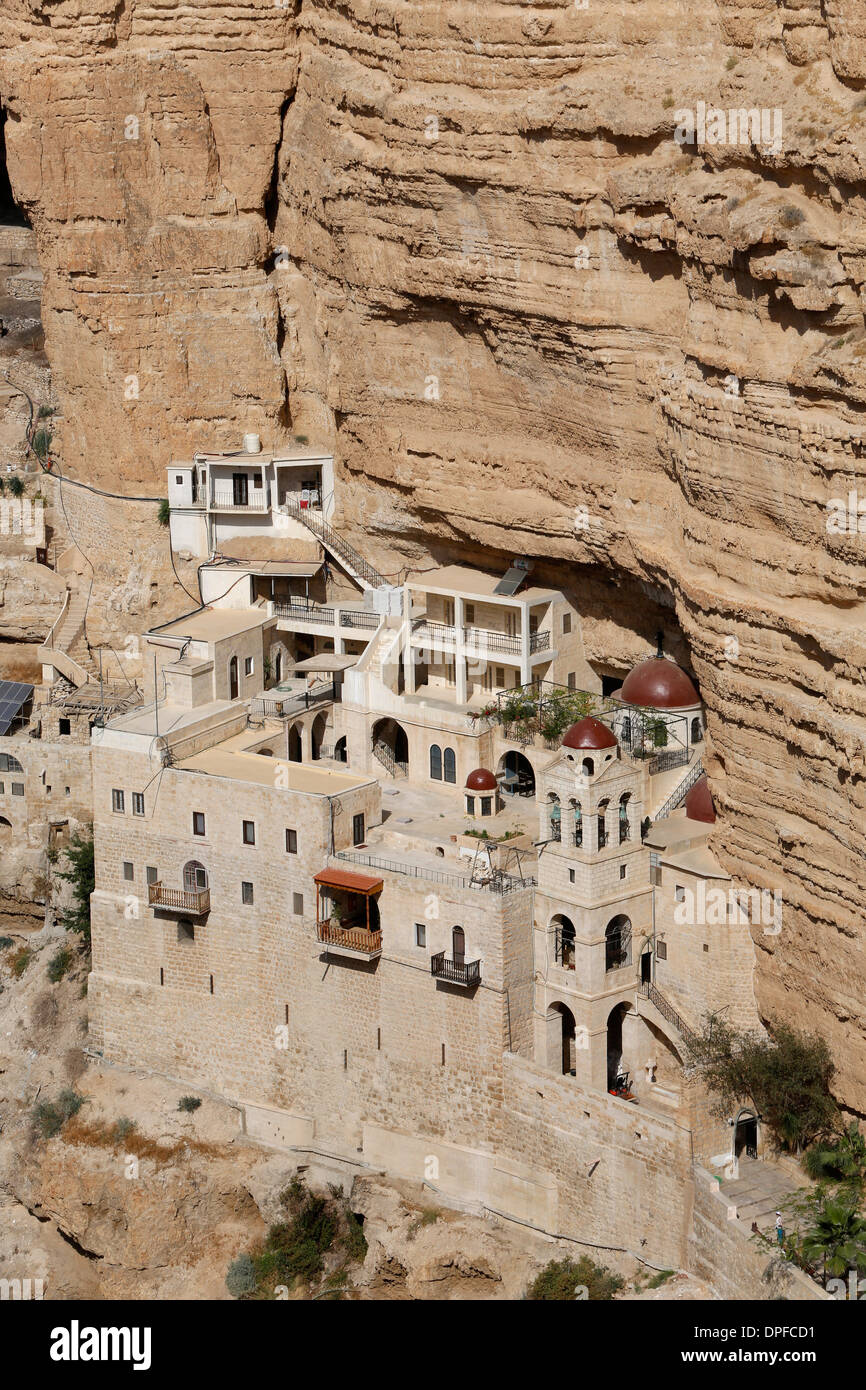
282,497 -> 385,590
638,980 -> 697,1047
652,757 -> 704,822
372,740 -> 407,778
717,1158 -> 806,1237
39,582 -> 97,688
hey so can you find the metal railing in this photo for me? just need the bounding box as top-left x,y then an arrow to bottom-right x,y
273,600 -> 335,625
431,951 -> 481,986
619,819 -> 630,843
209,489 -> 268,511
648,747 -> 690,777
571,827 -> 583,847
282,496 -> 385,587
248,681 -> 334,722
148,883 -> 210,914
316,918 -> 382,955
554,927 -> 576,970
654,758 -> 704,822
413,621 -> 551,657
605,926 -> 631,972
372,740 -> 408,777
638,980 -> 696,1046
549,820 -> 561,842
334,849 -> 536,895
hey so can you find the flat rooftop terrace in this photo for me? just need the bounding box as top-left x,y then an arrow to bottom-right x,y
151,607 -> 269,643
177,724 -> 375,795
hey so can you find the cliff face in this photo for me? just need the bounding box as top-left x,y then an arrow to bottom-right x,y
2,4 -> 866,1106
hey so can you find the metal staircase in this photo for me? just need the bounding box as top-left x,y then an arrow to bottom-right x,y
372,740 -> 407,778
653,757 -> 704,822
282,497 -> 385,590
638,980 -> 697,1047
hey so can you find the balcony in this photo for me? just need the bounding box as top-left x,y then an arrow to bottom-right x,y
272,600 -> 379,631
431,951 -> 481,987
209,487 -> 268,512
316,918 -> 382,958
412,621 -> 550,657
148,883 -> 210,915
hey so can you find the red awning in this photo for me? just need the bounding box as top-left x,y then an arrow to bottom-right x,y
314,867 -> 383,896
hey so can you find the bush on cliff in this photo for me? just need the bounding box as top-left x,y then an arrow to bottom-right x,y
56,830 -> 95,945
527,1255 -> 624,1301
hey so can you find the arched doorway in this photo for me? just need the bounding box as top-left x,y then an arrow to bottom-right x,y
229,655 -> 239,700
734,1108 -> 759,1161
183,860 -> 208,893
274,649 -> 283,683
551,914 -> 575,971
607,1001 -> 630,1090
334,736 -> 347,763
311,712 -> 328,761
546,1002 -> 577,1076
452,926 -> 465,965
288,723 -> 303,762
0,816 -> 11,843
497,749 -> 535,797
605,914 -> 632,971
372,717 -> 408,774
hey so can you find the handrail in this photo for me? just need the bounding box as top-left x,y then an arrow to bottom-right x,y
43,588 -> 70,650
638,980 -> 696,1045
282,496 -> 385,587
431,951 -> 481,986
335,849 -> 536,895
654,758 -> 704,822
316,918 -> 382,954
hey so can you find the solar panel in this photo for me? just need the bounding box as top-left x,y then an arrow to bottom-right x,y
0,680 -> 33,736
494,564 -> 530,597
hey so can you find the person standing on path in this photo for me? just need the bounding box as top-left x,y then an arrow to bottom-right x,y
775,1211 -> 784,1247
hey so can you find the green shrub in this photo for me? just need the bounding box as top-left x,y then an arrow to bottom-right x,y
47,946 -> 74,983
9,946 -> 33,977
113,1116 -> 136,1142
177,1095 -> 202,1113
8,475 -> 25,498
31,427 -> 53,461
804,1123 -> 866,1187
0,935 -> 13,951
225,1253 -> 257,1299
32,1087 -> 85,1140
527,1255 -> 625,1301
56,830 -> 95,943
343,1209 -> 368,1261
157,498 -> 170,526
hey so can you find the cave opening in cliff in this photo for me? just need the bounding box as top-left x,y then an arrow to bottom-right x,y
0,106 -> 27,226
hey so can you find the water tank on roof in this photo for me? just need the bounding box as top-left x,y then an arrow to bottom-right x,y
243,433 -> 262,454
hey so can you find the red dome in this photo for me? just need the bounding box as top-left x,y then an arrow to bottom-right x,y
620,657 -> 699,709
466,767 -> 497,792
685,774 -> 716,824
562,716 -> 618,751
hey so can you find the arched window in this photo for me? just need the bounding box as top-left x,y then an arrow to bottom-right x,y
443,747 -> 456,784
597,799 -> 609,850
548,793 -> 561,842
452,926 -> 465,964
0,753 -> 23,774
605,915 -> 632,971
691,716 -> 702,744
619,792 -> 631,844
570,799 -> 583,847
430,744 -> 442,780
274,650 -> 283,682
229,655 -> 239,700
183,860 -> 208,893
582,757 -> 594,778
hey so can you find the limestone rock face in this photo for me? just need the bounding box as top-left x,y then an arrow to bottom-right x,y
2,5 -> 866,1105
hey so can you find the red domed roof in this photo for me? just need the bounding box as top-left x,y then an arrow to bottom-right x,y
562,716 -> 618,751
685,774 -> 716,824
620,657 -> 699,710
466,767 -> 497,792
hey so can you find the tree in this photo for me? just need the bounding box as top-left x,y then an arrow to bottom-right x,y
55,828 -> 95,944
8,475 -> 25,498
157,498 -> 170,526
687,1017 -> 838,1152
792,1188 -> 866,1284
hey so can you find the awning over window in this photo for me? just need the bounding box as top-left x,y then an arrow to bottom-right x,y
314,868 -> 383,896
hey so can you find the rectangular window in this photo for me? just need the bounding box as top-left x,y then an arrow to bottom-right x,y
175,475 -> 183,485
620,864 -> 627,880
244,656 -> 254,677
495,666 -> 505,687
292,892 -> 304,916
353,813 -> 365,846
649,853 -> 661,886
562,612 -> 572,635
656,940 -> 667,961
11,782 -> 23,796
480,796 -> 492,816
241,881 -> 254,905
285,828 -> 297,854
242,819 -> 256,846
111,788 -> 125,813
193,811 -> 206,837
567,672 -> 576,690
465,603 -> 475,624
0,782 -> 5,794
132,792 -> 145,817
568,868 -> 575,884
59,718 -> 71,735
146,865 -> 158,886
674,884 -> 685,902
122,861 -> 134,881
415,923 -> 426,948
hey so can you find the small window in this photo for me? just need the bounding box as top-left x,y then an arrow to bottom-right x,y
703,943 -> 709,953
568,868 -> 575,884
353,813 -> 365,846
146,865 -> 158,886
244,656 -> 254,677
241,881 -> 254,905
480,796 -> 492,816
59,718 -> 71,736
620,864 -> 627,880
285,828 -> 297,854
562,612 -> 572,635
465,603 -> 475,624
242,820 -> 256,846
65,786 -> 70,796
466,795 -> 475,815
11,782 -> 23,796
443,747 -> 456,784
656,940 -> 667,960
192,811 -> 206,837
567,672 -> 576,690
122,861 -> 134,882
0,783 -> 4,794
292,892 -> 304,915
178,919 -> 194,943
675,884 -> 685,902
415,923 -> 426,948
175,474 -> 184,486
111,788 -> 125,813
132,792 -> 145,816
495,666 -> 505,687
430,744 -> 442,780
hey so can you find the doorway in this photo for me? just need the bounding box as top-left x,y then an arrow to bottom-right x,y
641,951 -> 652,985
229,656 -> 239,700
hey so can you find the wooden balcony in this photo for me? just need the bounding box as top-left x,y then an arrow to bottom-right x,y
148,883 -> 210,915
431,951 -> 481,987
316,918 -> 382,959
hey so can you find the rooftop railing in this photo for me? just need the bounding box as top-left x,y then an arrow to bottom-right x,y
412,621 -> 551,657
334,849 -> 535,895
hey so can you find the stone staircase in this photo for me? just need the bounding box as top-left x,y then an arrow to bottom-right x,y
717,1157 -> 806,1237
38,581 -> 97,688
